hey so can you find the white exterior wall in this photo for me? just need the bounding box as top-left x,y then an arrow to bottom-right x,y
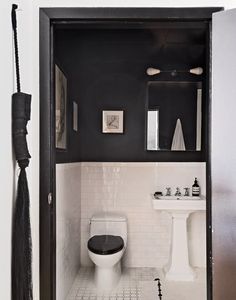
0,2 -> 14,299
0,0 -> 33,298
1,1 -> 236,300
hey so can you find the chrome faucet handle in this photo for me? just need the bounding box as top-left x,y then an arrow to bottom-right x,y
175,187 -> 181,196
166,187 -> 171,196
184,187 -> 190,196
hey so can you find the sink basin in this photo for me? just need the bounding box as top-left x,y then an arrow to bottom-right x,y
152,196 -> 206,212
156,196 -> 202,200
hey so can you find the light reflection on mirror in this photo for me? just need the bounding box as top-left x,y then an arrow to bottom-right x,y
147,109 -> 159,151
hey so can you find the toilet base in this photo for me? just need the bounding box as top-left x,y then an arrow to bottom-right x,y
94,262 -> 121,291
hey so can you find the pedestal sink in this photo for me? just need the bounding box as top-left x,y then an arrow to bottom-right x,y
152,196 -> 206,281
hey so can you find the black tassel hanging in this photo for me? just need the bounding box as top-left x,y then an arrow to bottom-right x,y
12,167 -> 33,300
11,4 -> 33,300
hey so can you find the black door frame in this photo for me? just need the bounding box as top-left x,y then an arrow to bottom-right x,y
40,7 -> 222,300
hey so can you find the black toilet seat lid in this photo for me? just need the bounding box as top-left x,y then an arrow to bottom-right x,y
88,235 -> 124,255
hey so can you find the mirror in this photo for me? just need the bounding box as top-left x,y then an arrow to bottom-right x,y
146,81 -> 202,152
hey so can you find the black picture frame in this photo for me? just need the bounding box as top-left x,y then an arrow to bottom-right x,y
39,7 -> 223,300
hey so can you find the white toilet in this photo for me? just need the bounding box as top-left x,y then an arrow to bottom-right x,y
87,212 -> 127,290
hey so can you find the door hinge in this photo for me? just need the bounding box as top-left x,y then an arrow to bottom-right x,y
48,192 -> 53,205
210,255 -> 214,266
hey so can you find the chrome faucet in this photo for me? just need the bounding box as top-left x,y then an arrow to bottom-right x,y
184,187 -> 190,196
166,187 -> 171,196
175,187 -> 181,197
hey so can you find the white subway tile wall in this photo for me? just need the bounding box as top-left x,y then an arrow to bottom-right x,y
80,162 -> 206,268
56,163 -> 82,300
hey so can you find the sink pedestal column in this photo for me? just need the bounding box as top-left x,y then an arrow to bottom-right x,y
164,211 -> 196,281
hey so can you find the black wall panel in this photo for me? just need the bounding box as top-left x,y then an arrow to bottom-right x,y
55,26 -> 206,163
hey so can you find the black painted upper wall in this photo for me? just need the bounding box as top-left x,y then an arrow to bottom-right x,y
55,23 -> 208,163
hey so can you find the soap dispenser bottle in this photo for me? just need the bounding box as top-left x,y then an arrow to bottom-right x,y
192,177 -> 200,197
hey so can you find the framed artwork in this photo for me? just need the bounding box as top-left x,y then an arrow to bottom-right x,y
55,64 -> 67,149
73,101 -> 78,132
102,110 -> 124,134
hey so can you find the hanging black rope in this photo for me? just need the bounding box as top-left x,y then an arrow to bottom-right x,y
11,4 -> 33,300
11,4 -> 21,93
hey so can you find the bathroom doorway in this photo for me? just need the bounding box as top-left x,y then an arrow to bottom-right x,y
40,7 -> 222,300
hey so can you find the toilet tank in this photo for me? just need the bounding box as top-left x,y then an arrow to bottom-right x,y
90,212 -> 127,247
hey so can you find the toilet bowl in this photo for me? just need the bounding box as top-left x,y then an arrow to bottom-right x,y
87,212 -> 127,291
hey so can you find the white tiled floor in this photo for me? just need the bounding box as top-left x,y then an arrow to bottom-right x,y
141,268 -> 207,300
66,267 -> 157,300
66,267 -> 206,300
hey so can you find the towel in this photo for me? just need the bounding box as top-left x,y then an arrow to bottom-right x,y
171,118 -> 186,151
